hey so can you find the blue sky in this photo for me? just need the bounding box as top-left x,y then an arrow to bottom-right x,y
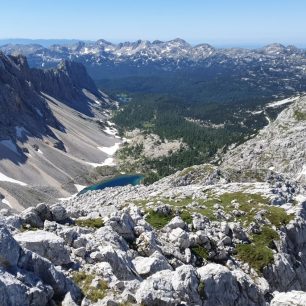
1,0 -> 306,47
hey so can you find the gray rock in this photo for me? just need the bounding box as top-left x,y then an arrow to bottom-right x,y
132,251 -> 172,277
50,204 -> 68,222
271,290 -> 306,305
14,230 -> 71,265
135,265 -> 201,305
35,203 -> 52,221
169,228 -> 190,249
18,249 -> 81,302
198,263 -> 266,306
136,231 -> 161,256
0,269 -> 53,306
97,245 -> 137,281
106,211 -> 135,241
166,216 -> 186,230
62,292 -> 78,306
0,226 -> 21,267
21,208 -> 44,228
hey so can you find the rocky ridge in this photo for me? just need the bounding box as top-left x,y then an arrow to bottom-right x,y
222,95 -> 306,185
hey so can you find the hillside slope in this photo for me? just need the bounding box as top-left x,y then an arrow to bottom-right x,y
0,53 -> 119,210
221,95 -> 306,184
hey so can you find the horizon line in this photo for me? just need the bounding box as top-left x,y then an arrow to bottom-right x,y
0,37 -> 306,49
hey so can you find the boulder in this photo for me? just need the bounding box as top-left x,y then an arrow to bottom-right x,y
271,290 -> 306,305
132,252 -> 172,277
50,204 -> 68,222
0,226 -> 21,267
228,222 -> 249,242
14,230 -> 71,265
197,263 -> 266,306
192,214 -> 209,230
20,208 -> 44,228
95,226 -> 129,252
106,211 -> 135,241
0,270 -> 53,306
135,265 -> 201,305
136,231 -> 161,256
35,203 -> 52,221
166,216 -> 186,230
97,245 -> 137,281
62,292 -> 78,306
18,249 -> 81,302
169,228 -> 190,249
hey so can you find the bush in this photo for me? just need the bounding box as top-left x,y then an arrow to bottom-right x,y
72,271 -> 108,302
145,210 -> 173,229
236,244 -> 274,273
75,218 -> 104,229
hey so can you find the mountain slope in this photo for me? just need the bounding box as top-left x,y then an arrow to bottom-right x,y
221,95 -> 306,183
0,53 -> 119,210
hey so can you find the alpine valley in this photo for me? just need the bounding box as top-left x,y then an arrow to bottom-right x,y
0,39 -> 305,306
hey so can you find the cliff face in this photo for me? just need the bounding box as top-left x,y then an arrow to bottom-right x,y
0,53 -> 60,140
0,52 -> 106,140
0,52 -> 118,209
29,60 -> 104,116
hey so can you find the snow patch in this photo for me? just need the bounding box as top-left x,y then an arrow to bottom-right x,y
103,126 -> 118,136
1,198 -> 11,208
86,157 -> 116,168
266,96 -> 299,108
98,143 -> 120,156
0,172 -> 27,186
74,184 -> 87,192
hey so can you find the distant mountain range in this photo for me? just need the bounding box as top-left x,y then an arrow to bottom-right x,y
2,38 -> 306,100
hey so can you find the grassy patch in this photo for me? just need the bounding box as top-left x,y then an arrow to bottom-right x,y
266,206 -> 294,228
21,225 -> 39,232
136,192 -> 293,229
198,281 -> 206,300
180,210 -> 193,224
236,244 -> 274,273
236,226 -> 279,273
72,271 -> 108,303
253,226 -> 279,248
145,207 -> 192,228
145,210 -> 173,229
75,218 -> 104,229
191,245 -> 209,260
294,110 -> 306,121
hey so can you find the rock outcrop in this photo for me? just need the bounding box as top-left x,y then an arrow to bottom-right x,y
222,95 -> 306,185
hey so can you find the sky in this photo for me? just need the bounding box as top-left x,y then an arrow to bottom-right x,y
1,0 -> 306,47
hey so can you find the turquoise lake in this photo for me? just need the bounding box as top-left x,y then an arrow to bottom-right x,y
78,174 -> 144,195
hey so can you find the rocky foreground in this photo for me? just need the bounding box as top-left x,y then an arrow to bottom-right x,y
0,163 -> 305,305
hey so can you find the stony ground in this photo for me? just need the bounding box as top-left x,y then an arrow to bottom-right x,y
1,163 -> 306,305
